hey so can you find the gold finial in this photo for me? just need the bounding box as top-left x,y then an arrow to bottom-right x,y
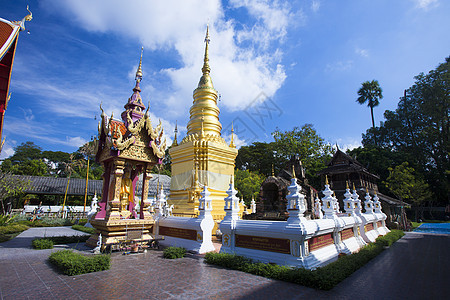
202,25 -> 211,75
229,121 -> 236,148
346,181 -> 349,189
271,164 -> 275,177
173,121 -> 178,146
292,165 -> 296,179
13,5 -> 33,31
325,175 -> 329,185
136,47 -> 144,82
366,187 -> 369,193
353,183 -> 356,191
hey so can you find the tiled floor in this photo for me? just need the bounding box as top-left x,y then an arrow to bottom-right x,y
0,228 -> 449,299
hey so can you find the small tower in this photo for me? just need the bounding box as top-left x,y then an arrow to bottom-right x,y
224,176 -> 240,220
314,196 -> 323,219
286,167 -> 306,221
352,183 -> 362,215
322,176 -> 336,219
364,187 -> 374,214
343,181 -> 355,217
250,195 -> 256,214
373,192 -> 382,214
172,121 -> 178,147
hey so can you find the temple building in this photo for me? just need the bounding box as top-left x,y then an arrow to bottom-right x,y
0,7 -> 32,150
318,149 -> 405,221
168,27 -> 241,221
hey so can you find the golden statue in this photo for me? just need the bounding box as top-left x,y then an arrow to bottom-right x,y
120,170 -> 133,218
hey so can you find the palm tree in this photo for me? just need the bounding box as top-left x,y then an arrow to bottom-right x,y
357,80 -> 383,128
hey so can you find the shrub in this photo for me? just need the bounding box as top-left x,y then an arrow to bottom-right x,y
49,250 -> 110,275
32,235 -> 90,249
163,246 -> 186,259
72,225 -> 95,234
205,230 -> 405,290
32,238 -> 54,249
0,223 -> 29,235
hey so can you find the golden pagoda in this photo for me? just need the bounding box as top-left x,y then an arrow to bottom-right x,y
169,26 -> 240,221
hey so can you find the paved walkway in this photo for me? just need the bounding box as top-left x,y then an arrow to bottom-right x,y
0,228 -> 449,299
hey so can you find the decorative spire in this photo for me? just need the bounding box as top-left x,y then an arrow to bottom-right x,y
346,181 -> 349,189
186,25 -> 221,138
136,46 -> 144,83
292,164 -> 296,179
229,121 -> 236,148
271,164 -> 275,177
325,175 -> 329,185
202,25 -> 211,76
172,121 -> 178,146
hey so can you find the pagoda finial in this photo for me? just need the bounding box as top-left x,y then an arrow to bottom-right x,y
353,183 -> 356,191
202,25 -> 211,75
346,180 -> 349,189
292,165 -> 296,179
325,175 -> 329,185
229,121 -> 236,148
135,47 -> 144,83
271,164 -> 275,177
172,121 -> 178,146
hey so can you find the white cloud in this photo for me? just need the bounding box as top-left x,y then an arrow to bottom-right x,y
41,0 -> 291,115
223,133 -> 247,149
311,0 -> 321,13
0,140 -> 16,159
355,47 -> 369,58
66,136 -> 87,148
413,0 -> 439,10
336,138 -> 361,151
325,60 -> 353,72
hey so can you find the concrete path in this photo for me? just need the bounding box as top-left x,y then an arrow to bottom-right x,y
0,229 -> 448,299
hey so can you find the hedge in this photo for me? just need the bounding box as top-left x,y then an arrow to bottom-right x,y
205,230 -> 404,290
163,246 -> 186,259
49,250 -> 110,275
32,235 -> 90,249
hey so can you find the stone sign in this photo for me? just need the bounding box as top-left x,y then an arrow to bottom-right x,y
159,226 -> 197,241
308,233 -> 334,252
235,234 -> 290,254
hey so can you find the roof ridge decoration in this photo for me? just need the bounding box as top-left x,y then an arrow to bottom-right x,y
96,49 -> 166,161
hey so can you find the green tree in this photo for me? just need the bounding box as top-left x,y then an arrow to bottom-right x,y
234,169 -> 265,205
363,57 -> 449,204
235,142 -> 277,177
272,124 -> 333,189
384,162 -> 432,223
0,171 -> 30,213
357,80 -> 383,128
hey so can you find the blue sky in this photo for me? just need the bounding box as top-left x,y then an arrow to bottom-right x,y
1,0 -> 449,159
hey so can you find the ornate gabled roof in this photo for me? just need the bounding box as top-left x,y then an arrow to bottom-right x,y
317,149 -> 379,179
95,50 -> 166,163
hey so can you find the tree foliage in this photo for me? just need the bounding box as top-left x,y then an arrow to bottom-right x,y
362,57 -> 449,204
383,162 -> 432,205
272,124 -> 333,189
234,169 -> 265,205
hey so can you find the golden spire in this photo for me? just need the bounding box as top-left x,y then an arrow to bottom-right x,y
172,121 -> 178,146
353,183 -> 356,191
229,121 -> 236,148
346,181 -> 349,189
325,175 -> 329,185
186,25 -> 222,138
202,25 -> 211,76
292,165 -> 296,179
366,187 -> 369,194
271,164 -> 275,177
136,47 -> 143,82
